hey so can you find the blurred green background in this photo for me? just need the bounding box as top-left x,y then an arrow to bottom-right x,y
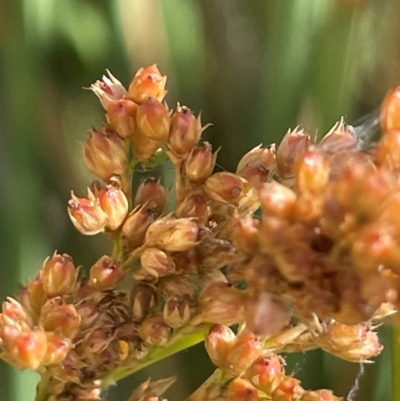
0,0 -> 399,400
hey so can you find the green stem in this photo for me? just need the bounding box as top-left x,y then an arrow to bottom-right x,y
102,322 -> 210,387
34,374 -> 50,401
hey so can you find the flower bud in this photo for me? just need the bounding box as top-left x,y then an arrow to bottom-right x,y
302,389 -> 342,401
127,65 -> 167,104
137,97 -> 170,142
97,185 -> 129,231
121,206 -> 156,252
227,378 -> 259,401
271,376 -> 305,401
199,281 -> 246,325
276,128 -> 310,181
134,178 -> 168,216
380,86 -> 400,132
8,330 -> 48,370
259,181 -> 297,219
296,147 -> 330,193
131,129 -> 161,162
136,247 -> 176,280
107,98 -> 138,139
139,315 -> 171,346
184,143 -> 217,182
205,172 -> 248,205
90,70 -> 127,110
90,256 -> 124,290
144,216 -> 199,252
42,332 -> 71,366
204,324 -> 235,368
131,283 -> 157,322
163,296 -> 191,328
83,127 -> 126,181
168,106 -> 204,157
1,298 -> 33,330
40,299 -> 80,339
245,355 -> 285,394
68,189 -> 108,235
40,254 -> 76,298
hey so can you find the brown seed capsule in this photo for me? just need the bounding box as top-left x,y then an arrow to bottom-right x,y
144,216 -> 199,252
139,315 -> 171,346
90,256 -> 124,290
131,283 -> 157,322
205,172 -> 248,205
121,206 -> 156,252
90,70 -> 127,110
163,296 -> 191,328
168,106 -> 204,157
137,97 -> 170,142
277,127 -> 310,181
134,178 -> 168,216
97,185 -> 129,231
83,127 -> 126,182
40,254 -> 76,298
68,189 -> 108,235
107,98 -> 138,139
184,142 -> 217,182
127,64 -> 167,104
40,300 -> 81,339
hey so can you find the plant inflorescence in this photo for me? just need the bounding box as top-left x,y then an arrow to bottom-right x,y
1,65 -> 400,401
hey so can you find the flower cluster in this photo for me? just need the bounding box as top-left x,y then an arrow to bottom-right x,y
0,65 -> 398,401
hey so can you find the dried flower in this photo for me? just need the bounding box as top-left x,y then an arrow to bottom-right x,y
134,178 -> 168,216
90,70 -> 127,110
184,142 -> 217,182
139,315 -> 171,346
90,256 -> 124,290
205,172 -> 248,205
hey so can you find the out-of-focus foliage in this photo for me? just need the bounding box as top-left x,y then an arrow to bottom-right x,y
0,0 -> 399,400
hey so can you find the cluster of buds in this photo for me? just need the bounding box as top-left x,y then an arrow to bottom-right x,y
1,65 -> 399,401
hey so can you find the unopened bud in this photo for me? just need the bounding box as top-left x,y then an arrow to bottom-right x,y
136,247 -> 175,280
83,127 -> 126,181
68,189 -> 108,235
276,128 -> 310,181
97,185 -> 129,231
245,355 -> 285,394
40,254 -> 76,298
227,378 -> 259,401
184,142 -> 217,182
90,256 -> 124,290
168,106 -> 204,157
163,296 -> 191,328
90,70 -> 127,110
134,178 -> 168,216
381,86 -> 400,132
139,315 -> 171,346
107,98 -> 138,139
205,172 -> 248,205
27,277 -> 48,315
137,97 -> 170,142
131,129 -> 161,162
127,65 -> 167,104
259,181 -> 297,218
318,120 -> 357,154
42,332 -> 71,366
296,147 -> 330,193
40,299 -> 80,339
145,216 -> 199,252
121,206 -> 156,252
